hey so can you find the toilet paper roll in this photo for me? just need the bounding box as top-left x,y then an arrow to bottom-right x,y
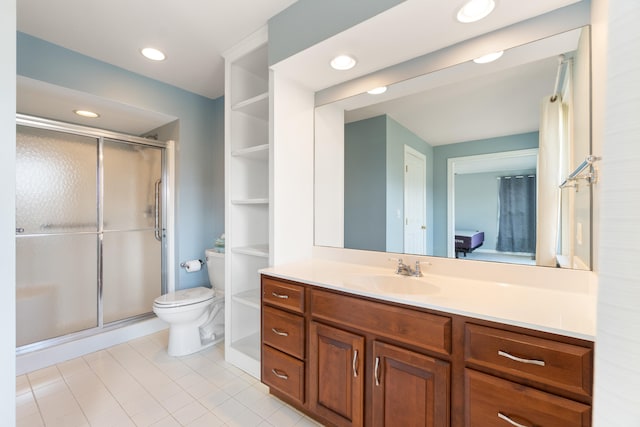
184,260 -> 202,272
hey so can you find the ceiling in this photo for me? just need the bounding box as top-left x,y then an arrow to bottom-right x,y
272,0 -> 582,92
16,0 -> 583,137
337,28 -> 583,146
17,0 -> 298,100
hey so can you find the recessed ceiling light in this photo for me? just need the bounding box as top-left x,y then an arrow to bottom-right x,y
330,54 -> 357,71
367,86 -> 387,95
457,0 -> 496,23
141,47 -> 166,61
74,110 -> 100,118
473,50 -> 504,64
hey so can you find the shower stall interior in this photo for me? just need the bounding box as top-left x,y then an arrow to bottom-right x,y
15,115 -> 167,351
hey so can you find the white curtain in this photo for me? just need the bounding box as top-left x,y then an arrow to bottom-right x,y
536,96 -> 568,267
559,62 -> 575,265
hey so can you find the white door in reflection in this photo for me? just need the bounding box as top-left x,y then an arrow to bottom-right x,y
404,145 -> 427,255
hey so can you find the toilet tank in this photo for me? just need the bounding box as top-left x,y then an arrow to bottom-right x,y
205,249 -> 225,294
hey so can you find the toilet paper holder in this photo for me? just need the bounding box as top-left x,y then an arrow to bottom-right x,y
180,259 -> 205,269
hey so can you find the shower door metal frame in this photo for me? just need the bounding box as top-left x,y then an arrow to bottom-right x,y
15,114 -> 169,354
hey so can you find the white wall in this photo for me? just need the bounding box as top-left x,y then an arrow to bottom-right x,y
270,72 -> 315,265
314,103 -> 345,247
1,0 -> 16,423
594,0 -> 640,425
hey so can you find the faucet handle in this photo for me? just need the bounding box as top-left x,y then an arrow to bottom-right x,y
388,257 -> 405,274
414,260 -> 432,276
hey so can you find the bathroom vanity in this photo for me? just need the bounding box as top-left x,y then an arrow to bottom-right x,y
259,259 -> 594,427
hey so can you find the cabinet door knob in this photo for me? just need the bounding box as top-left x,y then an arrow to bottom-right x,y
374,356 -> 381,386
498,412 -> 532,427
271,292 -> 289,299
271,368 -> 289,380
271,328 -> 289,337
498,350 -> 546,367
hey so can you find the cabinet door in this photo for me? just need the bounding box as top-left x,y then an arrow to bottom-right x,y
309,321 -> 365,427
372,341 -> 450,427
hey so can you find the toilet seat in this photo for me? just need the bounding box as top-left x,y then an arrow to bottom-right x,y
154,286 -> 214,308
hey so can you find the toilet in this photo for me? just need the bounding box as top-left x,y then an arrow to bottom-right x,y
153,249 -> 225,356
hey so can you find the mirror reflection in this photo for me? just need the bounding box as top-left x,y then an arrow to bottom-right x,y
314,26 -> 592,269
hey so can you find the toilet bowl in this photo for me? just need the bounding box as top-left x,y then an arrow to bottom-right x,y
153,249 -> 225,357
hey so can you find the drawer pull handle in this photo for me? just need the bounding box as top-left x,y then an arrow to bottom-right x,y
374,356 -> 381,386
498,350 -> 546,367
271,328 -> 289,337
271,369 -> 289,380
352,350 -> 359,377
271,292 -> 289,299
498,412 -> 531,427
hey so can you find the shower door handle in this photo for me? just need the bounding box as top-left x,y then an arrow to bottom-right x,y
154,179 -> 162,241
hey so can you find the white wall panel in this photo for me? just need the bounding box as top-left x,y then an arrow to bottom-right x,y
0,0 -> 16,422
594,0 -> 640,425
271,72 -> 315,265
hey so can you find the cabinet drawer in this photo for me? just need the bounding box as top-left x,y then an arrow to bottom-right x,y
312,289 -> 451,355
262,276 -> 305,313
465,324 -> 593,398
262,305 -> 305,359
465,369 -> 590,427
262,345 -> 304,405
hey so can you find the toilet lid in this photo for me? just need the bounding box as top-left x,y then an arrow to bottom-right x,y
154,287 -> 214,306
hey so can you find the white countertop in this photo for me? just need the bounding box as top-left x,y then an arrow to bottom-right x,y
261,258 -> 597,341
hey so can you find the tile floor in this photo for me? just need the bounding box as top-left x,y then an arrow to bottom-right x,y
16,330 -> 322,427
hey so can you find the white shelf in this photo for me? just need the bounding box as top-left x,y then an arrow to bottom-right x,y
231,332 -> 261,361
231,198 -> 269,205
225,28 -> 268,380
231,244 -> 269,258
232,289 -> 261,310
232,92 -> 268,120
231,144 -> 269,160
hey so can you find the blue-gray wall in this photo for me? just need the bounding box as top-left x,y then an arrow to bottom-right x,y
344,115 -> 433,253
344,116 -> 387,251
432,132 -> 539,256
268,0 -> 405,65
16,32 -> 225,289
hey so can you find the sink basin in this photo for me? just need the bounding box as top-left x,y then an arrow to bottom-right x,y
345,274 -> 439,295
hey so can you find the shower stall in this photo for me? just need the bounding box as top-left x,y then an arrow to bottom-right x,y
15,115 -> 168,351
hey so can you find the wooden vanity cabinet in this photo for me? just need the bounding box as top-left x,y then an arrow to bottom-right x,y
261,277 -> 306,406
463,323 -> 593,427
307,286 -> 452,427
260,274 -> 594,427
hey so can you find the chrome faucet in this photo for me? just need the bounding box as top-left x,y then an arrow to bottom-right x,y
395,258 -> 413,276
390,258 -> 430,277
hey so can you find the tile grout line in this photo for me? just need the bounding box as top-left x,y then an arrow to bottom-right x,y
56,363 -> 95,426
80,348 -> 158,426
19,334 -> 318,427
128,337 -> 273,426
124,338 -> 195,426
128,337 -> 235,425
22,374 -> 46,427
102,342 -> 183,425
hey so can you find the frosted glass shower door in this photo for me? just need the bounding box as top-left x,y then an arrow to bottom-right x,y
15,126 -> 99,347
102,139 -> 164,324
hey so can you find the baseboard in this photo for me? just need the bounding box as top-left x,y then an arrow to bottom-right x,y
16,317 -> 168,375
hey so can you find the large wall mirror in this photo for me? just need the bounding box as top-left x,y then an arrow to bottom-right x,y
314,26 -> 593,270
